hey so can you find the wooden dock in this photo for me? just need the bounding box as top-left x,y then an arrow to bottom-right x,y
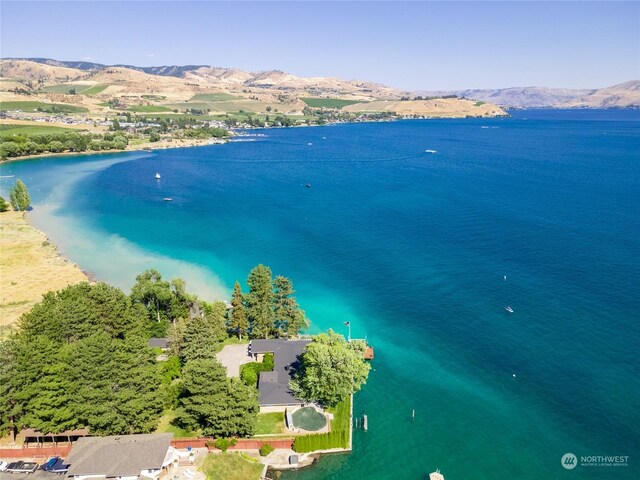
364,346 -> 374,360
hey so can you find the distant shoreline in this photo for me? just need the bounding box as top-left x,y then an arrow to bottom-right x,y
0,136 -> 219,164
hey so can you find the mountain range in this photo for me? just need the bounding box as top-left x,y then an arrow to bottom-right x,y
1,57 -> 638,109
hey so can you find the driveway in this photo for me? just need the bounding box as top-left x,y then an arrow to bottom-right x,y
215,343 -> 252,377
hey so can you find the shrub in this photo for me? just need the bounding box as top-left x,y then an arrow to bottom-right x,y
259,443 -> 275,457
240,353 -> 275,387
213,437 -> 238,452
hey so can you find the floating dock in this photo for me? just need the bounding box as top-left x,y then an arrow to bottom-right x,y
364,346 -> 374,360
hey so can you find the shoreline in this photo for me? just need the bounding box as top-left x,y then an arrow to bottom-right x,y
0,112 -> 509,165
0,210 -> 89,332
0,136 -> 220,164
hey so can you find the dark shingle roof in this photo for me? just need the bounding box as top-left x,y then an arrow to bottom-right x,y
249,339 -> 311,406
66,433 -> 172,478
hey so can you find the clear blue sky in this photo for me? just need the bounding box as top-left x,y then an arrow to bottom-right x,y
1,1 -> 638,90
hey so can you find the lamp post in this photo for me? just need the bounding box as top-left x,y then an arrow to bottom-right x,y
344,321 -> 351,342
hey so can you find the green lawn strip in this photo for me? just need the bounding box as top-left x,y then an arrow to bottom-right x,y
291,396 -> 351,453
0,101 -> 88,113
190,93 -> 239,102
300,97 -> 363,109
39,84 -> 90,94
0,123 -> 79,135
155,410 -> 200,438
255,412 -> 285,435
82,84 -> 108,95
200,452 -> 263,480
126,105 -> 173,113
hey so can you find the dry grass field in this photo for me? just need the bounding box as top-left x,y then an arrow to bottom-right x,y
0,211 -> 88,331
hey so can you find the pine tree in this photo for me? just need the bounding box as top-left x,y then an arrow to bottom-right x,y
228,282 -> 249,340
246,264 -> 275,339
180,306 -> 226,363
0,196 -> 9,212
273,276 -> 309,337
177,359 -> 258,437
9,179 -> 30,211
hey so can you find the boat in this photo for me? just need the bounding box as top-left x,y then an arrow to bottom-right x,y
305,183 -> 311,188
505,306 -> 514,313
163,198 -> 173,202
425,149 -> 437,154
155,173 -> 161,179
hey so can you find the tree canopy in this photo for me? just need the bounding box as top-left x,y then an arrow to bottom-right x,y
290,330 -> 370,406
0,282 -> 162,437
175,358 -> 258,438
246,264 -> 275,338
9,179 -> 30,211
244,265 -> 309,339
228,281 -> 249,340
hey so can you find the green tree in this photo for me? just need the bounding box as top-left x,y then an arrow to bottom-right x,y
9,179 -> 30,211
130,269 -> 173,329
180,302 -> 227,363
228,282 -> 249,340
246,264 -> 275,338
290,330 -> 370,406
48,140 -> 65,153
66,334 -> 162,435
176,359 -> 258,437
0,338 -> 26,439
273,276 -> 309,337
20,282 -> 146,344
0,196 -> 9,212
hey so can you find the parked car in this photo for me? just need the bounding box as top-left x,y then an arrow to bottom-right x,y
6,461 -> 39,474
0,460 -> 9,471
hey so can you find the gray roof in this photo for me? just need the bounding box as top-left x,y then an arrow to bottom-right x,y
250,339 -> 311,406
147,337 -> 170,349
66,433 -> 172,478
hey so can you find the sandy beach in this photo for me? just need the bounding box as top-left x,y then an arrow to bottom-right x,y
0,210 -> 88,332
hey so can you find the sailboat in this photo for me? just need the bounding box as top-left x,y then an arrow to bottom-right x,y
155,172 -> 161,180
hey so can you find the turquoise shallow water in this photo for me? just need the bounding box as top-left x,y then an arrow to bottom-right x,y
1,110 -> 639,479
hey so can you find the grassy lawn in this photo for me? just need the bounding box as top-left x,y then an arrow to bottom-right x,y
0,101 -> 88,113
255,412 -> 285,435
0,123 -> 78,135
126,105 -> 173,113
39,83 -> 88,94
155,411 -> 200,438
82,84 -> 108,95
300,97 -> 363,109
291,396 -> 351,453
327,396 -> 351,432
190,93 -> 239,101
201,452 -> 263,480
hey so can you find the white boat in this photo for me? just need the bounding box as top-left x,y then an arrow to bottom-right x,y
505,306 -> 514,313
425,149 -> 437,154
155,173 -> 161,179
163,198 -> 173,202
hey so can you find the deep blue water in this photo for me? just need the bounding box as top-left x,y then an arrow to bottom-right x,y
2,110 -> 639,479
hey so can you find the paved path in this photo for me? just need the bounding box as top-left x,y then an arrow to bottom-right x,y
215,343 -> 252,377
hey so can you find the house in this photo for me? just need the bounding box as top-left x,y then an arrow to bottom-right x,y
66,433 -> 174,480
249,339 -> 311,412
